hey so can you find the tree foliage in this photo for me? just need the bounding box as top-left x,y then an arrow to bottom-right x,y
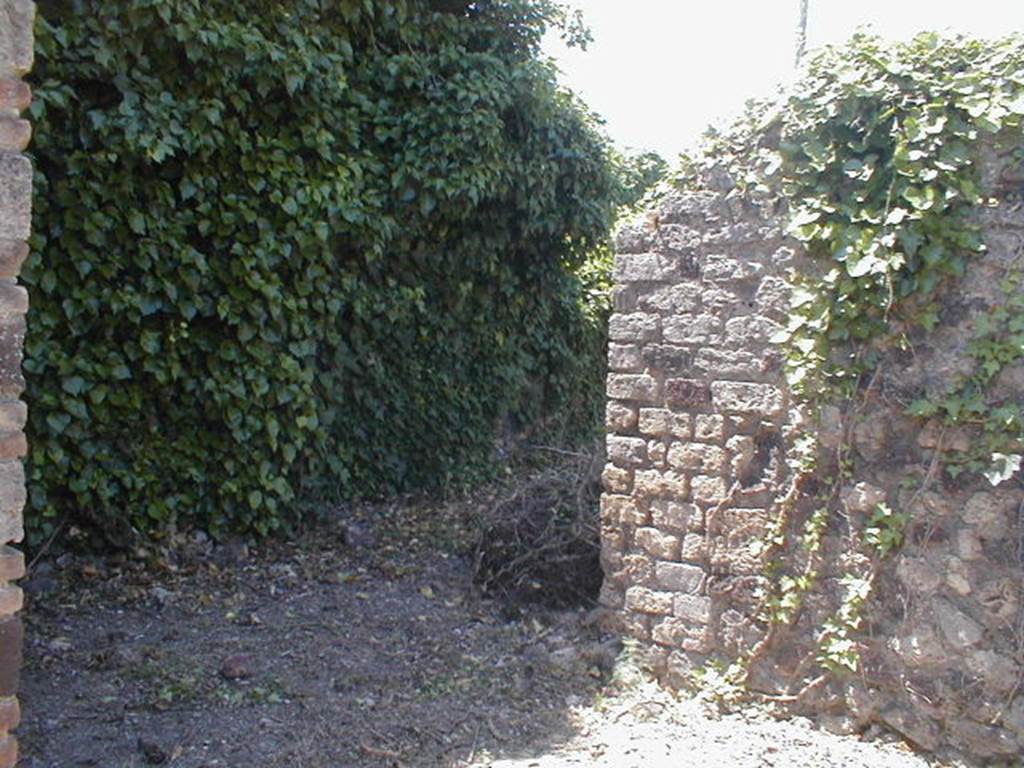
26,0 -> 619,542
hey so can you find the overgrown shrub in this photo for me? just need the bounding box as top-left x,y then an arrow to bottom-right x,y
25,0 -> 618,543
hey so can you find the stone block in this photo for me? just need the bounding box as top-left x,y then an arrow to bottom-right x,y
0,433 -> 23,462
615,221 -> 655,254
613,284 -> 642,313
605,400 -> 638,432
0,587 -> 18,616
634,527 -> 680,560
673,594 -> 711,623
667,442 -> 728,474
0,241 -> 25,279
932,598 -> 984,649
606,373 -> 659,403
607,343 -> 642,372
638,408 -> 690,438
601,494 -> 646,526
842,482 -> 886,514
606,436 -> 647,468
0,315 -> 23,398
0,81 -> 28,114
755,276 -> 790,313
0,402 -> 23,432
601,465 -> 632,495
663,314 -> 722,345
664,378 -> 711,408
680,533 -> 708,564
707,506 -> 773,537
0,154 -> 31,241
624,586 -> 674,615
653,616 -> 708,647
0,697 -> 17,732
634,469 -> 688,500
608,312 -> 660,342
693,414 -> 725,443
655,561 -> 705,593
0,460 -> 24,543
690,475 -> 728,504
0,1 -> 35,77
621,553 -> 655,585
0,282 -> 26,316
651,500 -> 700,532
694,348 -> 767,379
613,253 -> 677,283
646,439 -> 667,466
638,283 -> 701,314
963,492 -> 1013,538
724,314 -> 780,347
0,118 -> 28,151
0,547 -> 20,582
702,253 -> 763,283
710,381 -> 784,417
641,345 -> 695,376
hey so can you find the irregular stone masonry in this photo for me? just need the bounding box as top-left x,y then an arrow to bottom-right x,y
601,150 -> 1024,761
600,184 -> 796,667
0,2 -> 32,765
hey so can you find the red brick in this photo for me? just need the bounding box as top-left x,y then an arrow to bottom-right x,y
0,120 -> 29,152
0,735 -> 16,768
0,242 -> 26,279
0,697 -> 19,731
0,548 -> 21,582
0,81 -> 30,113
0,618 -> 21,697
0,434 -> 24,462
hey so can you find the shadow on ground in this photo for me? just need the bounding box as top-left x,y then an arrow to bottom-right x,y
18,500 -> 613,768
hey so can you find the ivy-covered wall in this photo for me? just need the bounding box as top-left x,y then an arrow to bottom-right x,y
25,0 -> 618,544
601,34 -> 1024,761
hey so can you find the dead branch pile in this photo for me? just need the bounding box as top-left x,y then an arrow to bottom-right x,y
472,445 -> 604,608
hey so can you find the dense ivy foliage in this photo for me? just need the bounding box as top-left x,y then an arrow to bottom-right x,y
694,33 -> 1024,481
772,34 -> 1024,403
26,0 -> 620,543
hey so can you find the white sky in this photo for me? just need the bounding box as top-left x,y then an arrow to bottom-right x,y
543,1 -> 1024,158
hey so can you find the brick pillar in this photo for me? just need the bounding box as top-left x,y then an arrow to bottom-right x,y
599,185 -> 797,683
0,2 -> 34,765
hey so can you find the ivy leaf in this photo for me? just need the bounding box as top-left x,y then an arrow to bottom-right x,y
128,212 -> 147,235
983,453 -> 1022,486
907,399 -> 939,418
884,207 -> 909,225
62,376 -> 87,395
46,413 -> 72,434
902,186 -> 936,211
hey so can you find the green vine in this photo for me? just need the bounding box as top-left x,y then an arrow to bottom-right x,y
687,32 -> 1024,694
771,33 -> 1024,677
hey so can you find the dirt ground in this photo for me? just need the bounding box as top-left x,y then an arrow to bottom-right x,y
18,493 -> 958,768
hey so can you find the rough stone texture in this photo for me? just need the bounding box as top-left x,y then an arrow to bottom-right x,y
601,148 -> 1024,762
0,4 -> 31,765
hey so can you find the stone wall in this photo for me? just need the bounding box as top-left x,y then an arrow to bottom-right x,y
0,2 -> 32,766
600,150 -> 1024,761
